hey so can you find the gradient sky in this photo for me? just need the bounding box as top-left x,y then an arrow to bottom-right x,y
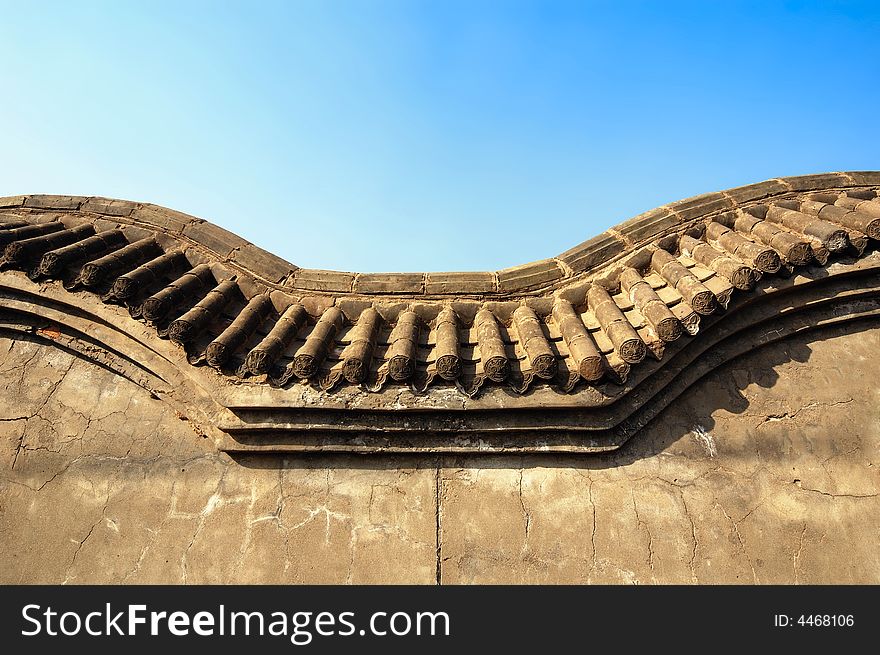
1,1 -> 878,272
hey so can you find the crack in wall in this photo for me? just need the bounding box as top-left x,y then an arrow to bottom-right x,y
435,461 -> 443,586
715,500 -> 758,583
755,398 -> 855,426
518,468 -> 531,541
631,490 -> 655,576
62,469 -> 118,585
585,474 -> 597,579
679,489 -> 699,584
8,357 -> 73,470
180,466 -> 229,584
794,485 -> 877,499
793,523 -> 807,584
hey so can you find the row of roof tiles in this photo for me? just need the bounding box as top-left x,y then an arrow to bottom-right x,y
2,171 -> 878,296
1,182 -> 878,396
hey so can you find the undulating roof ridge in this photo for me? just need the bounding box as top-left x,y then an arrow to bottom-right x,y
1,170 -> 879,403
2,170 -> 876,296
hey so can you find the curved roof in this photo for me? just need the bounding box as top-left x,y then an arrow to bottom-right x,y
2,170 -> 876,296
1,170 -> 879,453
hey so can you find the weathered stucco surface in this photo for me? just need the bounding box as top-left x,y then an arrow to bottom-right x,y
1,322 -> 878,584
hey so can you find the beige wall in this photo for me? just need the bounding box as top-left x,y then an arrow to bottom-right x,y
1,322 -> 878,584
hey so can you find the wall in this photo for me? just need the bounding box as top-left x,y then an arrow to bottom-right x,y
1,321 -> 878,583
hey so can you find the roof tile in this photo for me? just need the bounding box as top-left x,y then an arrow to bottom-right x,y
497,259 -> 564,292
614,207 -> 680,243
425,271 -> 496,294
291,269 -> 355,293
131,205 -> 202,233
558,231 -> 625,273
0,195 -> 27,208
81,197 -> 138,217
723,179 -> 790,204
24,195 -> 86,210
355,272 -> 425,294
781,172 -> 855,191
182,221 -> 250,257
231,243 -> 298,283
666,192 -> 735,221
845,171 -> 880,186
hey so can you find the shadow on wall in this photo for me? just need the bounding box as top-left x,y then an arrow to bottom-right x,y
231,317 -> 879,473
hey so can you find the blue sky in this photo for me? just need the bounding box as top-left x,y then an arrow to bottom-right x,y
1,1 -> 878,272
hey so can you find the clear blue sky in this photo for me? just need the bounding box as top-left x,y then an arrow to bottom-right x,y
1,1 -> 877,272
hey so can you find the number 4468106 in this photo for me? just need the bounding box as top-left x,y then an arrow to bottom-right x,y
799,615 -> 853,627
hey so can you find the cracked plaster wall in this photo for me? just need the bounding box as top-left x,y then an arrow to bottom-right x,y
1,322 -> 878,584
